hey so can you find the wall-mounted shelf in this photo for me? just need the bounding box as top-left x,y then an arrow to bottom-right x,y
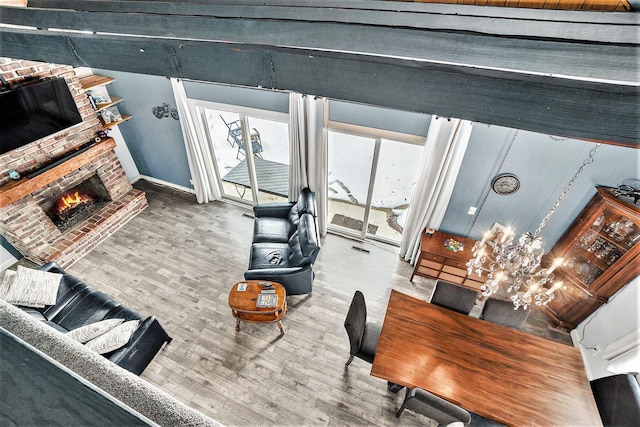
103,114 -> 132,129
95,96 -> 124,112
79,75 -> 115,90
79,74 -> 131,128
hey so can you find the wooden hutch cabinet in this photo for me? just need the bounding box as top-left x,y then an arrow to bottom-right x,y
540,186 -> 640,330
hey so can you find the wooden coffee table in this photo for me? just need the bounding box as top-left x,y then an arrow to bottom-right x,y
228,281 -> 287,335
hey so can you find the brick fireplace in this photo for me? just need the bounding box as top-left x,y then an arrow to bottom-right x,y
0,58 -> 147,267
0,138 -> 147,268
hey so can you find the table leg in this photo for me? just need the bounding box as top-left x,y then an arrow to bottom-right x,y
235,319 -> 241,332
277,320 -> 285,335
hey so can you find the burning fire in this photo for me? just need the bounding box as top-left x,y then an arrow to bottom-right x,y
54,191 -> 93,215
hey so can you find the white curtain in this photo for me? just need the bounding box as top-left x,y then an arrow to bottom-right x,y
170,78 -> 221,204
288,93 -> 329,236
400,117 -> 473,263
289,93 -> 308,197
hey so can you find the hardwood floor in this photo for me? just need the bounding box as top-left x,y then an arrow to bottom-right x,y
47,180 -> 572,426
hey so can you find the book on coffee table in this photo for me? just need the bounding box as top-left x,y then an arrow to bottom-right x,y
256,293 -> 278,308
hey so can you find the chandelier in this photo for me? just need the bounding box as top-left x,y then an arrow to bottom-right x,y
466,143 -> 600,310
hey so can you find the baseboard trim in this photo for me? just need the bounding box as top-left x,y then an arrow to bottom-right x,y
137,175 -> 195,195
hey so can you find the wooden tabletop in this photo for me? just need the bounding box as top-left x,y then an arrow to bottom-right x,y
229,281 -> 285,313
371,290 -> 601,426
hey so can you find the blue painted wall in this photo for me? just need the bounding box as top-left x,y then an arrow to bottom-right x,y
93,69 -> 193,188
329,99 -> 430,136
440,123 -> 639,251
183,80 -> 289,113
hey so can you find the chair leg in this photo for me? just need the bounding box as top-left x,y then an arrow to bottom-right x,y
345,354 -> 355,366
388,382 -> 404,393
396,387 -> 411,417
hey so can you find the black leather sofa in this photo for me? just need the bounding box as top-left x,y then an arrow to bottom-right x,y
245,188 -> 320,296
590,373 -> 640,426
17,262 -> 171,375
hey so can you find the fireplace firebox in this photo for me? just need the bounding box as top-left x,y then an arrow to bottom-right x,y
43,175 -> 111,233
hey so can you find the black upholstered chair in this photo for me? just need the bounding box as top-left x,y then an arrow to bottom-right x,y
469,412 -> 507,426
344,291 -> 380,366
590,374 -> 640,426
396,387 -> 471,426
480,298 -> 530,330
429,280 -> 478,315
252,187 -> 317,244
343,291 -> 404,392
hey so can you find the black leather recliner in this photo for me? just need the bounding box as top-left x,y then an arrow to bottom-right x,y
252,187 -> 316,244
17,262 -> 172,376
245,188 -> 320,296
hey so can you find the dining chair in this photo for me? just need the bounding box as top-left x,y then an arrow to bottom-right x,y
429,280 -> 478,315
343,290 -> 380,366
469,412 -> 507,426
480,298 -> 530,330
396,387 -> 471,426
343,291 -> 404,393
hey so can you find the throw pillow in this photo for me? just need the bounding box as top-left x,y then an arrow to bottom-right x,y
66,318 -> 125,343
1,266 -> 62,308
84,320 -> 139,354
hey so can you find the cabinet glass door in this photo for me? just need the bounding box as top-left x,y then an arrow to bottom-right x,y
565,206 -> 639,287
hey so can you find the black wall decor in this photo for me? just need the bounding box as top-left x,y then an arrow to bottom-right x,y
152,103 -> 179,120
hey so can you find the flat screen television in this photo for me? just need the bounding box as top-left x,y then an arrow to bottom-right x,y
0,77 -> 83,155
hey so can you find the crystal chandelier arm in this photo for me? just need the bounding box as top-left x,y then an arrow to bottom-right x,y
534,144 -> 601,236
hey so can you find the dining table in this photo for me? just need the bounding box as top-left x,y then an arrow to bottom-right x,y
370,290 -> 602,426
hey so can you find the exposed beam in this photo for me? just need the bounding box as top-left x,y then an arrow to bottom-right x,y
402,0 -> 632,12
12,3 -> 638,44
0,6 -> 637,85
1,28 -> 637,145
24,0 -> 638,21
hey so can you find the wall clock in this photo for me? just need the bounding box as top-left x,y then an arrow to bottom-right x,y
491,173 -> 520,195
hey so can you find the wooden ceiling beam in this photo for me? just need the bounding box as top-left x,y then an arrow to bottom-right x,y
1,28 -> 637,146
401,0 -> 632,12
19,1 -> 638,43
0,6 -> 637,85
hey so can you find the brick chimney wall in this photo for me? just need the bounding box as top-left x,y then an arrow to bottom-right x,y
0,58 -> 147,267
0,57 -> 103,186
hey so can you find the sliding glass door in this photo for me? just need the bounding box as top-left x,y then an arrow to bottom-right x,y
196,104 -> 289,205
328,133 -> 375,237
328,128 -> 423,245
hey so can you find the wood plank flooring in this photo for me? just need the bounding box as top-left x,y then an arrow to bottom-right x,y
39,180 -> 572,426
